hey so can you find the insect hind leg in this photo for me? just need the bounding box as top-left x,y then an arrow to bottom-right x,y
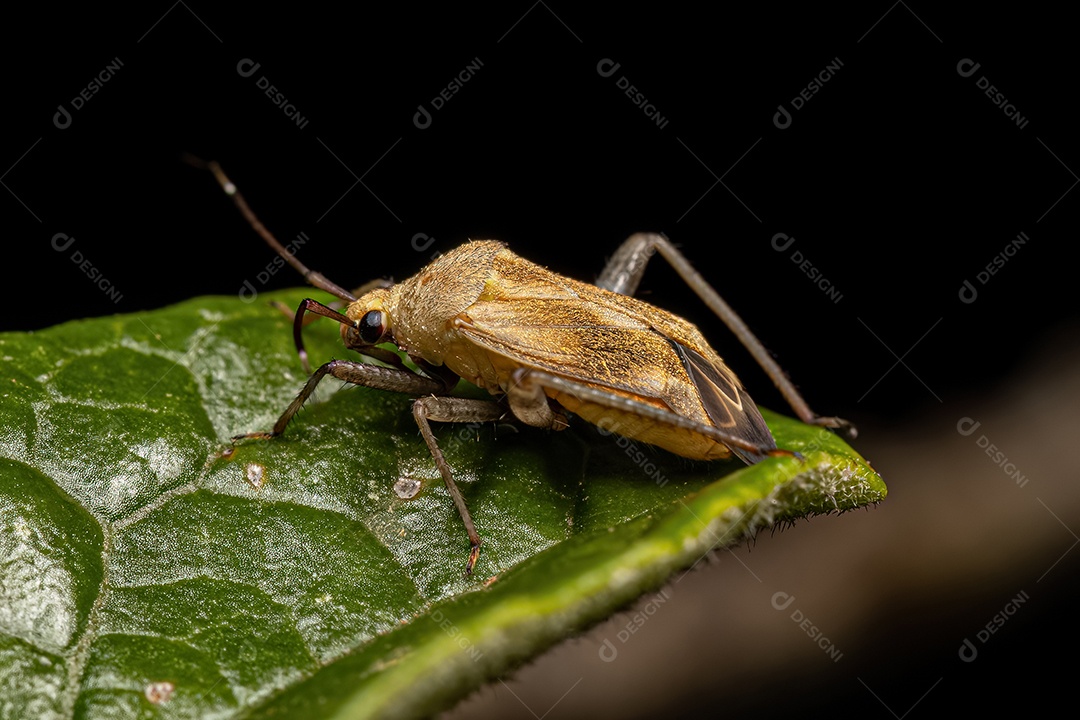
597,233 -> 855,439
509,367 -> 791,463
505,369 -> 571,431
595,232 -> 659,296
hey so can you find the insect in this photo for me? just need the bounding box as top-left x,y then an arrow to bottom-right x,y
202,161 -> 853,575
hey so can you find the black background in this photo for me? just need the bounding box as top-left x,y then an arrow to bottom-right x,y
3,4 -> 1075,718
6,4 -> 1072,424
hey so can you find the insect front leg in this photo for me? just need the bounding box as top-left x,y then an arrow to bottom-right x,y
412,396 -> 508,576
233,359 -> 446,440
598,232 -> 855,439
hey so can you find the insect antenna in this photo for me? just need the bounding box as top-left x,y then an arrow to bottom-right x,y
187,155 -> 356,303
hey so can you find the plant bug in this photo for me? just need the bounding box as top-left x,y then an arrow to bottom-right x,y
201,161 -> 854,576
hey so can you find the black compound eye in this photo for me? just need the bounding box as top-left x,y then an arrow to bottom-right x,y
358,310 -> 385,344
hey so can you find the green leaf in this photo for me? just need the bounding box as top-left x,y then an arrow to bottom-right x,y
0,290 -> 886,719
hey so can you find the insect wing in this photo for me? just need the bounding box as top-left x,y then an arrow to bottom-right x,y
670,342 -> 775,463
458,295 -> 683,400
454,264 -> 775,461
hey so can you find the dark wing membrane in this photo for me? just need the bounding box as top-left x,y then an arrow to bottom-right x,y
670,342 -> 776,463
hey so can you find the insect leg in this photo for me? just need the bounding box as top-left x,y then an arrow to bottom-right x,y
412,397 -> 508,575
233,360 -> 446,440
274,279 -> 389,319
273,298 -> 410,378
595,233 -> 659,296
510,367 -> 795,461
505,370 -> 571,431
598,233 -> 855,438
